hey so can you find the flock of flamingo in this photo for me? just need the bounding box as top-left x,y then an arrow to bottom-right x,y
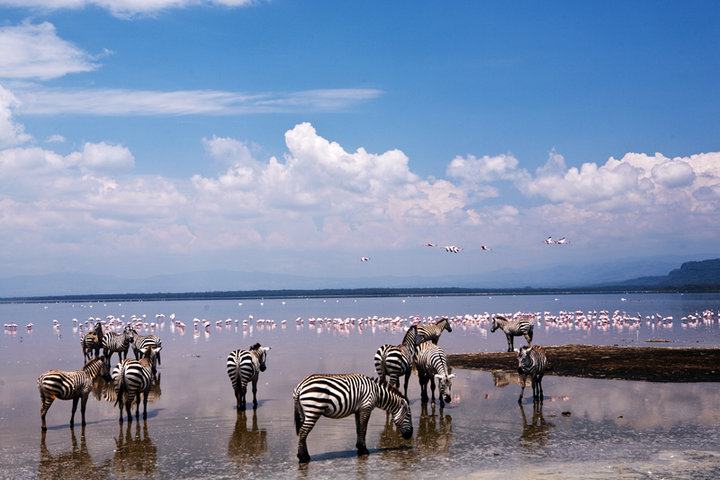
5,304 -> 717,340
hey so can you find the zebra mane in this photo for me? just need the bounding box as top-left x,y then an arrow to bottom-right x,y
249,342 -> 262,351
438,316 -> 449,325
82,356 -> 104,370
373,376 -> 408,401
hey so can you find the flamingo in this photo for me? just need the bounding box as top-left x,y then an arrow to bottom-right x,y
556,237 -> 568,244
544,236 -> 554,244
444,245 -> 462,253
360,257 -> 370,262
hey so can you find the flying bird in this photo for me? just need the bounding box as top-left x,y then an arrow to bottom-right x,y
424,243 -> 437,247
556,237 -> 568,244
360,257 -> 370,262
480,245 -> 491,251
544,236 -> 554,244
444,245 -> 462,253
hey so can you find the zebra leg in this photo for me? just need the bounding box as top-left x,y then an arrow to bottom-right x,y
524,333 -> 532,346
40,393 -> 53,431
506,334 -> 514,352
237,383 -> 247,411
429,376 -> 436,404
518,373 -> 527,404
80,393 -> 89,427
354,409 -> 371,456
125,395 -> 134,423
403,371 -> 411,398
142,391 -> 149,420
70,396 -> 79,428
251,378 -> 259,408
296,415 -> 318,463
419,373 -> 429,402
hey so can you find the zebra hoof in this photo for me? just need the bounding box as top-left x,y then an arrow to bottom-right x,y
357,447 -> 370,456
297,453 -> 311,463
41,426 -> 47,432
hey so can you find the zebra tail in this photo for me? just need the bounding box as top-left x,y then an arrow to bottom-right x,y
380,354 -> 387,383
294,398 -> 303,435
114,370 -> 127,408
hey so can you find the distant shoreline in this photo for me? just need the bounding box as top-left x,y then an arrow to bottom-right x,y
2,284 -> 719,304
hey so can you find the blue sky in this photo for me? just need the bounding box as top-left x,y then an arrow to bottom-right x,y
0,0 -> 718,287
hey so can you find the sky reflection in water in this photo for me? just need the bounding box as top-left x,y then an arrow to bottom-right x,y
2,293 -> 720,479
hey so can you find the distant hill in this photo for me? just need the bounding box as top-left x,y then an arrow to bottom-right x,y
616,258 -> 720,287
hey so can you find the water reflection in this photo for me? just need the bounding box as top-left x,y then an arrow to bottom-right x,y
518,401 -> 554,448
227,409 -> 268,464
112,420 -> 157,478
38,427 -> 111,480
492,370 -> 529,389
416,402 -> 453,454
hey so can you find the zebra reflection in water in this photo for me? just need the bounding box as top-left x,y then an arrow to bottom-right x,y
416,402 -> 453,455
38,428 -> 111,480
113,420 -> 157,478
227,409 -> 268,464
519,401 -> 554,448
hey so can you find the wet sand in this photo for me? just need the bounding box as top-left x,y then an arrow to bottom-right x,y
448,344 -> 720,382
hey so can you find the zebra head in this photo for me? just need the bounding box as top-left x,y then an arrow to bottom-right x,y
516,346 -> 532,370
434,372 -> 455,405
250,343 -> 270,372
490,316 -> 501,332
123,326 -> 135,343
392,397 -> 414,440
442,317 -> 452,333
95,355 -> 113,382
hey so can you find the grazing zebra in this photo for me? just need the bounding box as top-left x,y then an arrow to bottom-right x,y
374,325 -> 419,396
491,315 -> 533,352
293,373 -> 413,463
112,349 -> 156,422
415,342 -> 454,407
516,345 -> 549,403
416,317 -> 452,345
38,356 -> 112,431
102,326 -> 134,366
226,343 -> 270,410
130,329 -> 162,369
81,323 -> 104,361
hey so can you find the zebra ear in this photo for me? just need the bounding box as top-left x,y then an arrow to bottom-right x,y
447,373 -> 455,379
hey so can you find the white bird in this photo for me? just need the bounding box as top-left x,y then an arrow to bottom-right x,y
556,237 -> 568,244
360,257 -> 370,262
544,236 -> 554,244
444,245 -> 462,253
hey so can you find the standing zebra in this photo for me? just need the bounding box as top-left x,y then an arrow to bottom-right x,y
81,322 -> 104,361
374,325 -> 419,396
102,326 -> 134,366
491,315 -> 534,352
293,374 -> 413,463
130,329 -> 162,370
38,356 -> 112,431
416,317 -> 452,345
516,345 -> 549,403
415,342 -> 454,407
226,343 -> 270,410
112,348 -> 156,422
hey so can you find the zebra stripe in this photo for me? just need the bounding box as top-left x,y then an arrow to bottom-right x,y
491,315 -> 534,352
81,323 -> 104,361
416,317 -> 452,345
415,342 -> 454,407
102,326 -> 134,365
293,373 -> 413,463
130,329 -> 162,369
374,325 -> 418,396
516,345 -> 549,403
37,356 -> 111,431
112,349 -> 156,422
226,343 -> 270,410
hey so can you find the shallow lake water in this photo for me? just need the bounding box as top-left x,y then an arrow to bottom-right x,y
2,293 -> 720,479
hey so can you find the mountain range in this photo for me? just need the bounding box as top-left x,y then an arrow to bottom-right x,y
1,254 -> 718,299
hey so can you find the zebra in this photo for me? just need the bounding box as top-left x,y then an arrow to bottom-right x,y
415,342 -> 454,408
491,315 -> 533,352
102,326 -> 134,366
112,348 -> 156,422
374,325 -> 419,396
130,329 -> 162,370
81,322 -> 104,361
416,317 -> 452,345
516,345 -> 549,403
37,356 -> 112,431
226,343 -> 270,410
293,373 -> 413,463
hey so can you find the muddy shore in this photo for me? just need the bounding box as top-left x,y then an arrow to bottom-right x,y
448,344 -> 720,382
